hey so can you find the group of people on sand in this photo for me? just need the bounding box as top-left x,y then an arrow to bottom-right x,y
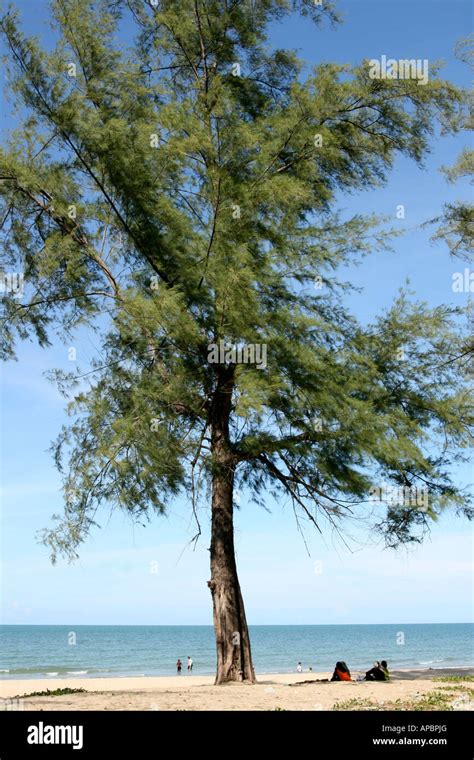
330,660 -> 389,681
176,656 -> 193,673
296,659 -> 390,682
364,660 -> 390,681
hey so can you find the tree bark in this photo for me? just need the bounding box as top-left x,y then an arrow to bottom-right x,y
208,368 -> 256,684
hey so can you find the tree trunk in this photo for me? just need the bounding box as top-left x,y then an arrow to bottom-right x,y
208,368 -> 256,684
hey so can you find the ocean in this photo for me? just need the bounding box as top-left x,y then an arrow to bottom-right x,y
0,624 -> 472,679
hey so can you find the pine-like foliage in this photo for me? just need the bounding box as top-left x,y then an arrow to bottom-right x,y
0,0 -> 472,564
431,36 -> 473,260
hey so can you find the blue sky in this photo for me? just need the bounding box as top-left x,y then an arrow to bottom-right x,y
0,0 -> 472,626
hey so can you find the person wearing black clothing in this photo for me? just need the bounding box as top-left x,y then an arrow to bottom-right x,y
365,660 -> 389,681
330,661 -> 351,681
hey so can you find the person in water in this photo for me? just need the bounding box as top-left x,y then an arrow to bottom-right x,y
330,661 -> 351,681
365,660 -> 389,681
176,658 -> 182,674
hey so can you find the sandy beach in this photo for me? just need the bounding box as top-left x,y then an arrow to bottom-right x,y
1,668 -> 473,711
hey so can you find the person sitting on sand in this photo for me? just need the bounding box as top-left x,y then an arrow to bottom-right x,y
365,660 -> 388,681
176,658 -> 182,674
330,661 -> 351,681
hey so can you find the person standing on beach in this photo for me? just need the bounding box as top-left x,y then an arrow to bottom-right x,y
176,658 -> 182,674
187,656 -> 193,672
296,662 -> 303,673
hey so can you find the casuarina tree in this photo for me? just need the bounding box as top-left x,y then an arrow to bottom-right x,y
0,0 -> 472,683
430,36 -> 473,260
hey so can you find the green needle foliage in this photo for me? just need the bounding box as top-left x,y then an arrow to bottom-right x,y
430,35 -> 474,260
0,2 -> 472,591
432,144 -> 474,260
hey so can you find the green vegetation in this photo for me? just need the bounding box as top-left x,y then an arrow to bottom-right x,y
16,687 -> 88,698
333,685 -> 474,711
435,675 -> 474,683
430,37 -> 473,260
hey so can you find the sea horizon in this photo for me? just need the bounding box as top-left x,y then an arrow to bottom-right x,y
1,623 -> 473,680
1,621 -> 472,626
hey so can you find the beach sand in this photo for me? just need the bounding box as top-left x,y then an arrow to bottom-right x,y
1,668 -> 473,711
